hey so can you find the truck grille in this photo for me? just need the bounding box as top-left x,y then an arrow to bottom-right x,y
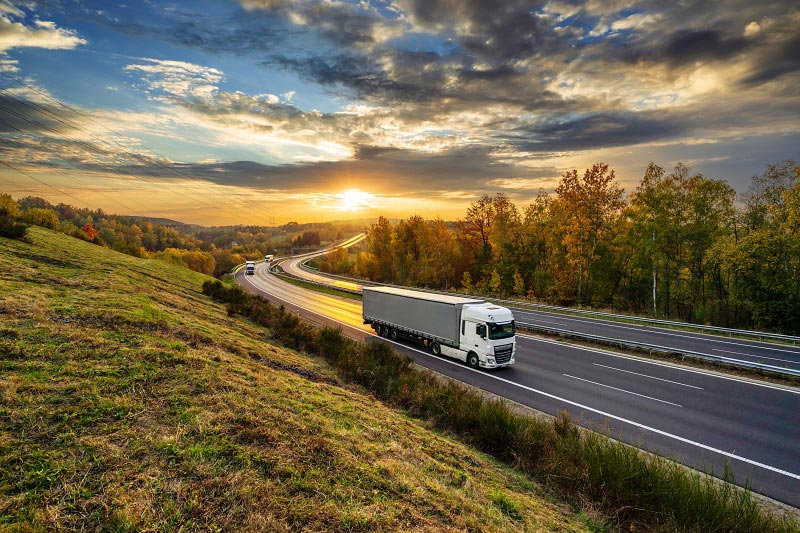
494,344 -> 513,364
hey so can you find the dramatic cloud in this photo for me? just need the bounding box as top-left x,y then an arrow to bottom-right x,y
1,0 -> 799,223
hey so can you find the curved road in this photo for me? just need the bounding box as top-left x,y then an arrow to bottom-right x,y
280,246 -> 800,374
240,247 -> 800,508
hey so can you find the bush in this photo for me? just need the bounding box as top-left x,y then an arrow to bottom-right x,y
0,207 -> 29,241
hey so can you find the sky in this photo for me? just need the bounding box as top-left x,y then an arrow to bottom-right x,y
0,0 -> 797,225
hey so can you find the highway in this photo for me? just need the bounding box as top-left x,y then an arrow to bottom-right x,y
280,247 -> 800,374
238,239 -> 800,507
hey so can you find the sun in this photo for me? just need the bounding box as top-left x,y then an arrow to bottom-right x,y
337,189 -> 372,211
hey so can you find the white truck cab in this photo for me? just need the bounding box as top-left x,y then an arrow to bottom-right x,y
441,303 -> 516,368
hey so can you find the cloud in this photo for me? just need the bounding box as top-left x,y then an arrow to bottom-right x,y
124,58 -> 224,99
0,10 -> 86,53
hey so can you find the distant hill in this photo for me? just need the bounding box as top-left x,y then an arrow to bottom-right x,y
127,215 -> 189,226
0,227 -> 587,531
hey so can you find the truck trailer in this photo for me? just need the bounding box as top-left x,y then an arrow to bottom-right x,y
362,286 -> 516,369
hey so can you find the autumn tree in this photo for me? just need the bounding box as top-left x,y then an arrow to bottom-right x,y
82,223 -> 100,241
551,163 -> 625,304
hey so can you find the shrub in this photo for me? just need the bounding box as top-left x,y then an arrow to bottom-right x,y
0,207 -> 29,241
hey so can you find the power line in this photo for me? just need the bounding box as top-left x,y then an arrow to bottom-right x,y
0,72 -> 292,226
0,116 -> 152,217
1,160 -> 97,210
0,90 -> 255,223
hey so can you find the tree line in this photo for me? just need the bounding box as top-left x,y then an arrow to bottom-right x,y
0,195 -> 356,277
343,161 -> 799,334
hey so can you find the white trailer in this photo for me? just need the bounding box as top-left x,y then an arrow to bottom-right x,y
362,286 -> 515,369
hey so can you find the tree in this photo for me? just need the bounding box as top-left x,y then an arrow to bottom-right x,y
367,216 -> 394,281
82,223 -> 100,241
552,163 -> 625,304
0,206 -> 28,240
513,269 -> 525,296
21,207 -> 60,230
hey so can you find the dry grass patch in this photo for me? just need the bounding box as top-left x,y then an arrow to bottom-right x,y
0,227 -> 586,531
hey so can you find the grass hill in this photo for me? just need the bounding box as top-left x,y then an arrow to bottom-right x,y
0,227 -> 588,531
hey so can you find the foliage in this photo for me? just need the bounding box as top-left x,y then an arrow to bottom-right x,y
338,160 -> 799,334
0,208 -> 29,241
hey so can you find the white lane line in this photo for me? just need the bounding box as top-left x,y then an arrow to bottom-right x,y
387,341 -> 800,481
515,311 -> 800,353
563,374 -> 683,407
517,333 -> 800,395
711,348 -> 800,366
238,275 -> 800,480
530,319 -> 569,327
593,363 -> 703,389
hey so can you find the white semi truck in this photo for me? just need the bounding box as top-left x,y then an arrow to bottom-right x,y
362,286 -> 516,369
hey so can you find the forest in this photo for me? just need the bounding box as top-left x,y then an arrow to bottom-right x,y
0,194 -> 355,277
321,161 -> 799,334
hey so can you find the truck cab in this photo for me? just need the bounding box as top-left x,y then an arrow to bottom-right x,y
459,303 -> 516,368
244,261 -> 256,275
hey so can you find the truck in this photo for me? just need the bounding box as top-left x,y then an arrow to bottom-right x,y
265,254 -> 274,263
244,260 -> 256,275
362,286 -> 516,369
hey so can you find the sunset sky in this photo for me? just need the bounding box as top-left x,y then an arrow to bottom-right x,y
0,0 -> 798,225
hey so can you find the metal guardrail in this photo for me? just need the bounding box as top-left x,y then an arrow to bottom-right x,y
257,243 -> 800,378
517,321 -> 800,378
294,262 -> 800,345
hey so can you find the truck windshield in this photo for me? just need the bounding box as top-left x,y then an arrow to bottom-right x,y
488,321 -> 515,339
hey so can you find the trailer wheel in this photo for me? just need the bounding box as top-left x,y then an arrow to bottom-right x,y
380,325 -> 389,337
430,342 -> 441,355
389,328 -> 398,340
466,351 -> 479,369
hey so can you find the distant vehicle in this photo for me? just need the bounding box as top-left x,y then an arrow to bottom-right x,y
244,261 -> 255,275
265,254 -> 274,263
362,286 -> 515,369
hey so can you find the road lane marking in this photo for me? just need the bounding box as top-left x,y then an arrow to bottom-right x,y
563,374 -> 683,407
711,349 -> 800,366
238,273 -> 800,480
592,363 -> 703,389
514,310 -> 800,353
386,342 -> 800,481
517,334 -> 800,395
529,319 -> 569,327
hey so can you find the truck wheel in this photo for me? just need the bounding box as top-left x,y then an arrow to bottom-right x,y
390,328 -> 398,340
466,352 -> 479,369
430,342 -> 441,355
380,325 -> 389,337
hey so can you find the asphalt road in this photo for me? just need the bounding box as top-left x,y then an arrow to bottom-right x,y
512,308 -> 800,372
237,261 -> 800,508
279,243 -> 800,374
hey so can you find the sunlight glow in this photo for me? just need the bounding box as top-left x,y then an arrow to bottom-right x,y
337,189 -> 373,211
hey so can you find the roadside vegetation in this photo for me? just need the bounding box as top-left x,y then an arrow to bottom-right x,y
333,160 -> 800,334
203,279 -> 799,532
0,226 -> 589,531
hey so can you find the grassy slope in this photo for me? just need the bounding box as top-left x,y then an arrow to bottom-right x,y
0,227 -> 587,531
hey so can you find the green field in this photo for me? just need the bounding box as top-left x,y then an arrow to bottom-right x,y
0,227 -> 588,531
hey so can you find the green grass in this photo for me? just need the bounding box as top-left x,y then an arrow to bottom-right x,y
0,227 -> 587,531
205,279 -> 800,532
